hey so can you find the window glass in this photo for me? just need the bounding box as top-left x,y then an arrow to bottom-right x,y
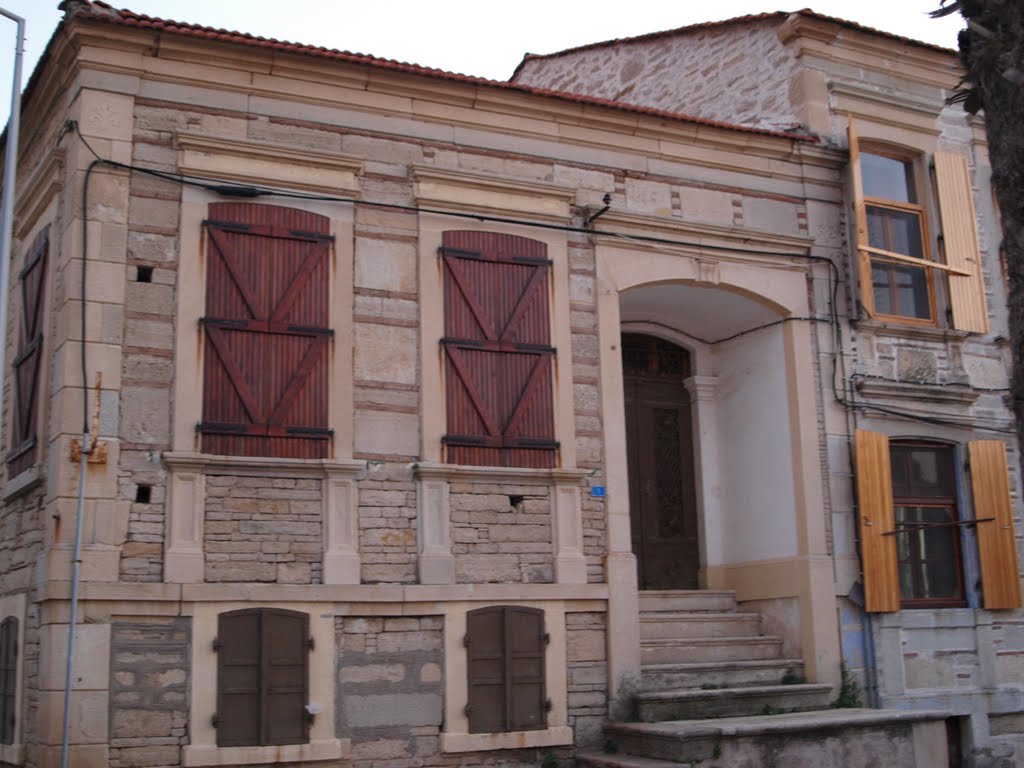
890,444 -> 964,606
872,264 -> 930,319
862,152 -> 916,203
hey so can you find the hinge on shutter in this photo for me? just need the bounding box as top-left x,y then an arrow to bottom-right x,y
211,713 -> 221,727
463,634 -> 470,648
308,636 -> 315,651
212,637 -> 220,651
464,704 -> 473,716
544,698 -> 553,712
542,632 -> 551,646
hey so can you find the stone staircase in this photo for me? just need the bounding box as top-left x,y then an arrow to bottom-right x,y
577,590 -> 951,768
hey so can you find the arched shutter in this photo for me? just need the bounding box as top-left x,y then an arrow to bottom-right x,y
7,227 -> 49,476
855,430 -> 900,612
969,440 -> 1022,609
201,204 -> 332,458
0,616 -> 17,745
441,231 -> 557,468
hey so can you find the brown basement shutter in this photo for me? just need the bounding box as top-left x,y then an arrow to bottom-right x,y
441,231 -> 558,468
466,606 -> 547,733
261,609 -> 309,745
969,440 -> 1022,609
201,203 -> 333,459
216,610 -> 261,747
0,616 -> 17,745
506,607 -> 547,732
935,152 -> 990,333
466,607 -> 507,733
855,429 -> 900,612
6,227 -> 49,476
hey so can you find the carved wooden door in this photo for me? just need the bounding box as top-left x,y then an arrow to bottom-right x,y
623,335 -> 699,590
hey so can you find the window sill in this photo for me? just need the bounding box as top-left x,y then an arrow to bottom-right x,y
415,461 -> 588,486
0,743 -> 25,765
182,738 -> 348,766
440,726 -> 573,753
163,451 -> 364,479
1,466 -> 43,501
852,318 -> 971,344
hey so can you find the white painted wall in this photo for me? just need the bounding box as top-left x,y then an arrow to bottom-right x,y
713,325 -> 798,564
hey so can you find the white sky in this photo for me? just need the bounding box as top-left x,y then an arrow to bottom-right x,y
0,1 -> 964,126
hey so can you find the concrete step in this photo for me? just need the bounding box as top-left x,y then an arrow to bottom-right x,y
639,590 -> 737,614
641,635 -> 783,664
639,612 -> 761,640
640,659 -> 806,691
634,683 -> 834,722
605,708 -> 951,767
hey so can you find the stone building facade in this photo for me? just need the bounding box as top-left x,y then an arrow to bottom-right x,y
0,3 -> 1019,768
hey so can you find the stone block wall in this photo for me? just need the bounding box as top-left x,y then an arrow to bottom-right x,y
336,615 -> 444,766
451,485 -> 554,584
118,110 -> 183,582
0,487 -> 45,587
204,476 -> 323,584
566,612 -> 609,748
357,466 -> 418,584
109,618 -> 190,768
513,19 -> 799,128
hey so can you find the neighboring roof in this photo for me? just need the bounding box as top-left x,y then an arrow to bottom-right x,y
511,8 -> 956,77
48,0 -> 816,142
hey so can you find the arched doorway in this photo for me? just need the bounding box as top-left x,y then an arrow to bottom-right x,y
622,333 -> 699,590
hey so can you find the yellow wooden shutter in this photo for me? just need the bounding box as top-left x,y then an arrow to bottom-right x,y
847,119 -> 875,317
935,152 -> 990,333
855,429 -> 900,612
969,440 -> 1022,609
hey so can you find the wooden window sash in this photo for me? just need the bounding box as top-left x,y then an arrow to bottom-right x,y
968,440 -> 1022,609
849,120 -> 938,325
854,429 -> 901,612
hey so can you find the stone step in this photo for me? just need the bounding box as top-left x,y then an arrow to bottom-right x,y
640,659 -> 806,691
634,683 -> 834,722
639,612 -> 761,640
576,752 -> 678,768
605,708 -> 950,767
641,635 -> 783,664
639,590 -> 737,614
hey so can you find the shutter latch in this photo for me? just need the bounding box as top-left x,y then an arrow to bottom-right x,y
464,704 -> 473,716
212,637 -> 220,651
542,632 -> 551,646
211,713 -> 221,727
544,698 -> 553,712
463,634 -> 470,648
307,636 -> 315,651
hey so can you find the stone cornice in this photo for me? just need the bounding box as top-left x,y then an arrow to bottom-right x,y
14,149 -> 64,239
411,166 -> 576,222
175,132 -> 363,194
854,378 -> 981,406
162,451 -> 365,479
592,210 -> 814,256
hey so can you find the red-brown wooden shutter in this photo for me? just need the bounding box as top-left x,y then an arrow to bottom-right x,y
262,610 -> 309,745
201,204 -> 332,459
466,606 -> 547,733
0,616 -> 17,745
7,227 -> 49,476
216,610 -> 261,746
441,231 -> 557,468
